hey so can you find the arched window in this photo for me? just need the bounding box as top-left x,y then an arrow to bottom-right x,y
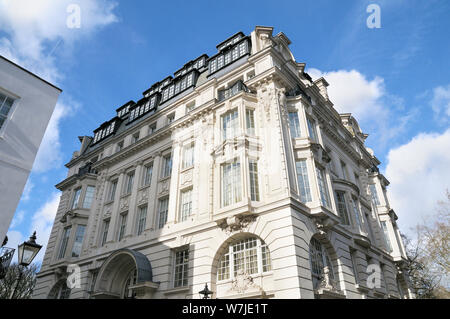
309,238 -> 335,290
48,280 -> 71,299
122,269 -> 137,299
217,237 -> 272,281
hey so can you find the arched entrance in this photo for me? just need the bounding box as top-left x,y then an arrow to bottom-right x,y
92,248 -> 158,299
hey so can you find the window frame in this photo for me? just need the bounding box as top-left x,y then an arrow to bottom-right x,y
161,153 -> 172,179
108,179 -> 118,202
180,188 -> 193,222
335,190 -> 351,225
158,197 -> 169,229
248,159 -> 260,201
173,248 -> 189,288
58,226 -> 72,260
288,111 -> 301,138
217,237 -> 272,282
71,224 -> 86,258
117,212 -> 128,241
124,171 -> 135,195
316,165 -> 330,208
71,188 -> 82,210
246,108 -> 256,136
222,109 -> 239,141
221,160 -> 242,207
182,143 -> 194,170
295,159 -> 312,203
100,219 -> 110,246
309,237 -> 335,290
82,185 -> 96,209
136,205 -> 148,235
143,163 -> 153,187
0,91 -> 16,135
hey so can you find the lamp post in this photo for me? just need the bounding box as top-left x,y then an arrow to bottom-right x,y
10,232 -> 42,299
198,283 -> 213,299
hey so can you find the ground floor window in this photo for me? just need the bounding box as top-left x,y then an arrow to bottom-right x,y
309,238 -> 335,290
48,280 -> 71,299
217,237 -> 272,281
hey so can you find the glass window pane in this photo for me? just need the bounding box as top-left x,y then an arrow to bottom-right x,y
158,198 -> 169,229
82,186 -> 96,209
71,225 -> 86,257
316,167 -> 330,208
288,112 -> 301,138
296,160 -> 312,202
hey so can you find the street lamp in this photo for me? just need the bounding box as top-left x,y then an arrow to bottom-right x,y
198,283 -> 213,299
10,232 -> 42,299
17,231 -> 42,267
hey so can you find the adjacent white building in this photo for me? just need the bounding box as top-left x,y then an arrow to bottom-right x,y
0,56 -> 62,245
33,26 -> 413,299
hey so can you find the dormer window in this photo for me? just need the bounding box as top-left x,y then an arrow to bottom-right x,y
209,37 -> 250,75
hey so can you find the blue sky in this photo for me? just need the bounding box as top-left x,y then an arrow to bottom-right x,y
1,0 -> 449,264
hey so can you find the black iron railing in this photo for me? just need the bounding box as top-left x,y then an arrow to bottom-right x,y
218,80 -> 249,102
0,247 -> 15,279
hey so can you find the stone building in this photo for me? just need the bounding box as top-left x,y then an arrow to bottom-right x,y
0,56 -> 61,247
33,26 -> 413,299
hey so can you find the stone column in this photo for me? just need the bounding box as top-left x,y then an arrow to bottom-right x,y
125,162 -> 143,237
106,170 -> 125,243
148,154 -> 162,230
167,141 -> 181,226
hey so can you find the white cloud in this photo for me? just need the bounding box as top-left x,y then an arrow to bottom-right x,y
29,192 -> 61,264
9,210 -> 25,229
385,129 -> 450,234
307,68 -> 416,150
431,84 -> 450,123
20,178 -> 34,201
0,0 -> 118,83
308,68 -> 385,121
32,100 -> 78,172
6,193 -> 60,265
0,0 -> 118,173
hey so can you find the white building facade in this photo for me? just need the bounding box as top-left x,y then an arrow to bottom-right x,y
0,56 -> 61,245
33,26 -> 413,299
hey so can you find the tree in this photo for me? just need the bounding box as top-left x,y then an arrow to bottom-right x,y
0,263 -> 39,299
403,190 -> 450,299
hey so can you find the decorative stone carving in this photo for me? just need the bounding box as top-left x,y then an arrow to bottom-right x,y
317,266 -> 338,292
181,170 -> 193,185
218,214 -> 257,235
258,85 -> 272,121
315,220 -> 327,236
120,197 -> 129,211
314,217 -> 336,235
229,270 -> 264,294
259,33 -> 272,49
137,190 -> 148,204
103,205 -> 112,218
159,179 -> 170,194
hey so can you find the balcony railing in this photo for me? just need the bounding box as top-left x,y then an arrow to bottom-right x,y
0,247 -> 15,279
218,80 -> 249,102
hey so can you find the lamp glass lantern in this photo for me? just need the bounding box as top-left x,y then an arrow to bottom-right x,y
17,232 -> 42,267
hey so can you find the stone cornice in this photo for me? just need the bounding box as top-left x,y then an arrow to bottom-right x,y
55,172 -> 97,191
